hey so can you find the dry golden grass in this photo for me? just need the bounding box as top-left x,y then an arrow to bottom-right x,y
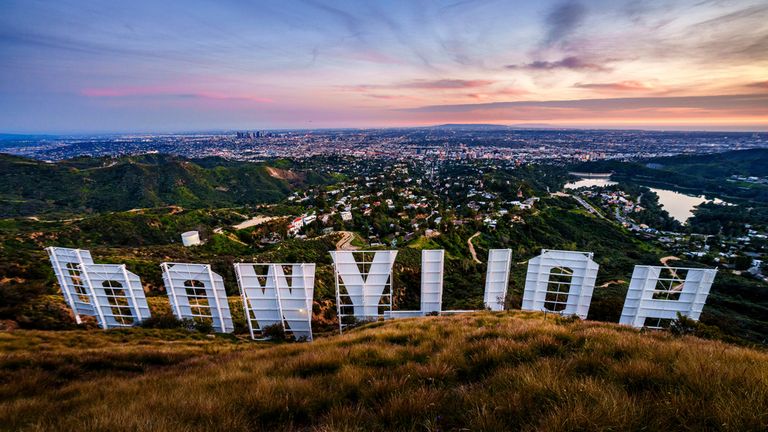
1,312 -> 767,431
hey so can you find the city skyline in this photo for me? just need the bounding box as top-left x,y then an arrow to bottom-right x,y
1,0 -> 767,133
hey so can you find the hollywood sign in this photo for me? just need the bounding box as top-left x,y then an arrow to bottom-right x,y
46,246 -> 717,340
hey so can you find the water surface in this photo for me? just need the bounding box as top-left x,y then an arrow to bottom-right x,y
564,178 -> 617,189
649,188 -> 723,223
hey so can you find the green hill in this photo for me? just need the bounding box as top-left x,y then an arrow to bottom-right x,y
0,154 -> 329,217
2,195 -> 766,344
1,312 -> 766,431
647,148 -> 768,179
574,149 -> 768,203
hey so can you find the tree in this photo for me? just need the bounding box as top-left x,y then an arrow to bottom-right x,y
733,255 -> 753,271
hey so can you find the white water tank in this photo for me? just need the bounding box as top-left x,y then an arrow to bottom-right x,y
181,231 -> 201,247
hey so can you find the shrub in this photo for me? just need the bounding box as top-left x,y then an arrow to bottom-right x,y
669,313 -> 698,336
14,296 -> 81,330
141,315 -> 213,333
262,323 -> 292,341
554,314 -> 581,325
140,314 -> 187,329
192,318 -> 214,334
670,313 -> 726,340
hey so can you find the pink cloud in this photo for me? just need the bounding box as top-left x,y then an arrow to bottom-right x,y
746,81 -> 768,90
339,80 -> 506,104
398,79 -> 496,89
341,79 -> 496,93
364,94 -> 404,100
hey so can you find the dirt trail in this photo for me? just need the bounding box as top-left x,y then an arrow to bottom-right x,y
660,256 -> 680,266
468,232 -> 482,264
266,166 -> 301,181
597,279 -> 626,288
336,231 -> 359,251
222,232 -> 247,246
232,215 -> 277,230
27,215 -> 85,223
659,256 -> 686,292
126,205 -> 184,215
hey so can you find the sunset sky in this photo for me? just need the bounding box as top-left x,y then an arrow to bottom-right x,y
1,0 -> 767,133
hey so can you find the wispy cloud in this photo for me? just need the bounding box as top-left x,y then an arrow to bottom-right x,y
1,0 -> 767,132
82,86 -> 272,103
399,79 -> 495,89
542,1 -> 587,47
404,94 -> 768,113
574,81 -> 654,91
343,79 -> 496,92
299,0 -> 366,43
505,56 -> 608,71
651,4 -> 768,64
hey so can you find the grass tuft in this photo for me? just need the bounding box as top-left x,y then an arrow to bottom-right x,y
1,311 -> 767,431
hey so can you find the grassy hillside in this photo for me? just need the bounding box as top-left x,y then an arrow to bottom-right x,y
1,312 -> 767,431
0,154 -> 330,217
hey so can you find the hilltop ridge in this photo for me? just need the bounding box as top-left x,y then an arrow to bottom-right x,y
1,312 -> 766,431
0,153 -> 331,217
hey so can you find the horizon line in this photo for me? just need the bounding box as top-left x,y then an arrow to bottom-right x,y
3,123 -> 768,137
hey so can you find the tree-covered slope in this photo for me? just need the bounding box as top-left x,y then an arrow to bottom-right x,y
3,196 -> 765,344
648,148 -> 768,179
0,154 -> 327,217
574,148 -> 768,202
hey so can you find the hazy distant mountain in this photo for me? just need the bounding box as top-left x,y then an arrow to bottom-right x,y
429,123 -> 554,130
429,123 -> 512,130
0,133 -> 60,142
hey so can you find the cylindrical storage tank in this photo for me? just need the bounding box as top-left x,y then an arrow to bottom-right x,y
181,231 -> 201,246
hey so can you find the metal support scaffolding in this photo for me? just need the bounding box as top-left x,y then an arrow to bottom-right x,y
234,263 -> 316,341
620,265 -> 717,328
484,249 -> 512,311
420,249 -> 445,314
46,246 -> 98,324
330,250 -> 397,334
81,263 -> 150,329
522,249 -> 599,319
161,262 -> 233,333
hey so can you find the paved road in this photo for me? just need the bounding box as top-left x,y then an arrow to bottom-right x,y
571,194 -> 608,219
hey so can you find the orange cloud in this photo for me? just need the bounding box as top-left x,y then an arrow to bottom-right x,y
574,81 -> 655,91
